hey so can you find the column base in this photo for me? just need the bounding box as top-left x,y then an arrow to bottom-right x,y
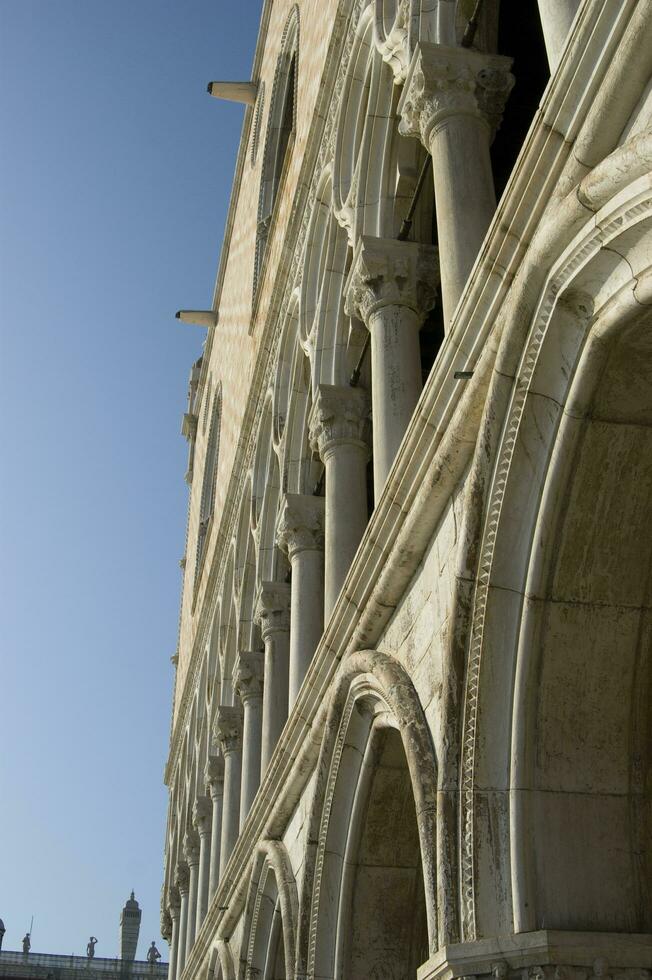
418,932 -> 652,980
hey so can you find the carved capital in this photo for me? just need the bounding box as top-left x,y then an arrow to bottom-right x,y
174,861 -> 190,895
183,828 -> 200,867
276,493 -> 325,559
160,908 -> 172,942
192,794 -> 212,835
254,581 -> 291,638
214,705 -> 243,755
344,236 -> 439,324
167,885 -> 181,917
204,753 -> 224,795
309,384 -> 371,461
398,42 -> 514,148
234,651 -> 264,704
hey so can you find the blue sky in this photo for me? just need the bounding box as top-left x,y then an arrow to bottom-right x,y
0,0 -> 260,959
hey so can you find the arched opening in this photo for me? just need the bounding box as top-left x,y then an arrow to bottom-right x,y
336,722 -> 428,978
298,651 -> 438,979
196,384 -> 222,578
239,842 -> 297,980
520,306 -> 652,931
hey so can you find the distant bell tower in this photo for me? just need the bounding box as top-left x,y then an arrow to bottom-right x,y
118,891 -> 141,961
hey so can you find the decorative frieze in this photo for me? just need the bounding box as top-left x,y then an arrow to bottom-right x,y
277,493 -> 326,559
254,581 -> 291,638
308,384 -> 371,461
398,42 -> 514,148
234,651 -> 265,704
344,236 -> 439,324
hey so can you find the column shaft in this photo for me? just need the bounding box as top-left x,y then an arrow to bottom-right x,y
168,908 -> 180,980
177,892 -> 188,977
368,305 -> 422,498
185,860 -> 199,959
239,694 -> 263,825
219,746 -> 242,876
208,784 -> 223,897
255,582 -> 291,773
261,628 -> 289,769
195,831 -> 210,933
309,384 -> 371,616
428,114 -> 496,324
289,547 -> 324,705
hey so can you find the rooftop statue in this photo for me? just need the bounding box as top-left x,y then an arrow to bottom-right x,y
146,942 -> 161,965
87,937 -> 98,959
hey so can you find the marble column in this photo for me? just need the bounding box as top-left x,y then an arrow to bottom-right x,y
398,42 -> 513,325
538,0 -> 581,69
234,651 -> 264,826
345,237 -> 439,500
192,795 -> 212,934
205,754 -> 224,899
166,889 -> 180,980
254,581 -> 291,772
183,830 -> 200,960
277,494 -> 325,707
309,384 -> 371,617
215,706 -> 243,878
174,862 -> 190,978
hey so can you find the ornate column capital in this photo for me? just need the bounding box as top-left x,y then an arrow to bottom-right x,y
192,794 -> 212,836
183,829 -> 200,868
160,907 -> 172,942
174,861 -> 190,896
344,236 -> 439,324
254,581 -> 291,638
214,705 -> 243,755
204,753 -> 224,795
276,493 -> 325,560
398,42 -> 514,148
309,384 -> 371,461
167,885 -> 181,918
234,651 -> 264,704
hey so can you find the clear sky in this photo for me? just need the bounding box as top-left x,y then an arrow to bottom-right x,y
0,0 -> 260,960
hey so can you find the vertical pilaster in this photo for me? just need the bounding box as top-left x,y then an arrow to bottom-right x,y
399,43 -> 513,325
174,863 -> 189,978
277,494 -> 325,707
192,795 -> 212,934
345,237 -> 439,500
205,755 -> 224,898
214,706 -> 243,878
255,582 -> 291,771
309,385 -> 371,616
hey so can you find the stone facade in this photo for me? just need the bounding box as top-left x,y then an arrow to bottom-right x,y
163,1 -> 652,978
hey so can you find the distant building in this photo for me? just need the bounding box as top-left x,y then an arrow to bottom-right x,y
118,894 -> 141,963
0,950 -> 166,980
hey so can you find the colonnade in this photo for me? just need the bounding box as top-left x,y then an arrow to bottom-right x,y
164,1 -> 582,975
